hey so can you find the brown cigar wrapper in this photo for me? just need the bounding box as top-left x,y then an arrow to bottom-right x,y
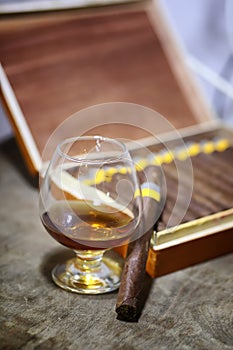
116,167 -> 161,322
115,227 -> 154,322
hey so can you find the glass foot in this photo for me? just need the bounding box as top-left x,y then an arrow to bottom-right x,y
51,250 -> 124,294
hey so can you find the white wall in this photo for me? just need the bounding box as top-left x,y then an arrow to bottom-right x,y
162,0 -> 233,124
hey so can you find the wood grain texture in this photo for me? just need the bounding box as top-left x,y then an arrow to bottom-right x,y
0,6 -> 201,157
0,140 -> 233,349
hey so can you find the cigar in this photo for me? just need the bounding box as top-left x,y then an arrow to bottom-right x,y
196,149 -> 233,173
115,166 -> 162,322
164,153 -> 233,214
192,153 -> 233,188
115,227 -> 154,322
162,164 -> 197,226
213,147 -> 233,167
191,165 -> 233,209
162,162 -> 191,190
163,171 -> 218,225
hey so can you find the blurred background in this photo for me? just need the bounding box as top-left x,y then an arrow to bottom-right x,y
1,0 -> 233,142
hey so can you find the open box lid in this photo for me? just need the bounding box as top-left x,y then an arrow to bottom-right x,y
0,0 -> 214,176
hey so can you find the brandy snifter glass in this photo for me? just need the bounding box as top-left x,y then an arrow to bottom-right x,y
39,136 -> 142,294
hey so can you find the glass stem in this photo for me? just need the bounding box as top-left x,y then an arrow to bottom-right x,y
73,250 -> 106,273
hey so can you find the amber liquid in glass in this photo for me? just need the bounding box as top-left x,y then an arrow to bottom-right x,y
41,200 -> 134,250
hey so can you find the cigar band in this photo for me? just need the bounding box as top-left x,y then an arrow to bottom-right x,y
134,182 -> 160,202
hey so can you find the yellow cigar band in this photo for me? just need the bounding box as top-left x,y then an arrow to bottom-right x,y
187,143 -> 201,157
134,183 -> 161,202
162,151 -> 174,163
215,138 -> 230,152
202,141 -> 215,154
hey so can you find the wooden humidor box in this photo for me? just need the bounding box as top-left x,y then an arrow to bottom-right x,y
1,0 -> 233,277
143,125 -> 233,277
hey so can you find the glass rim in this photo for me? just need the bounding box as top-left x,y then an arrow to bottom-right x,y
57,135 -> 128,164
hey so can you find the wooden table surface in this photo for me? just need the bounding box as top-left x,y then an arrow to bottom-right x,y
0,138 -> 233,350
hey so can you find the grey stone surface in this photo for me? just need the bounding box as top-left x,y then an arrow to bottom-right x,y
0,139 -> 233,350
